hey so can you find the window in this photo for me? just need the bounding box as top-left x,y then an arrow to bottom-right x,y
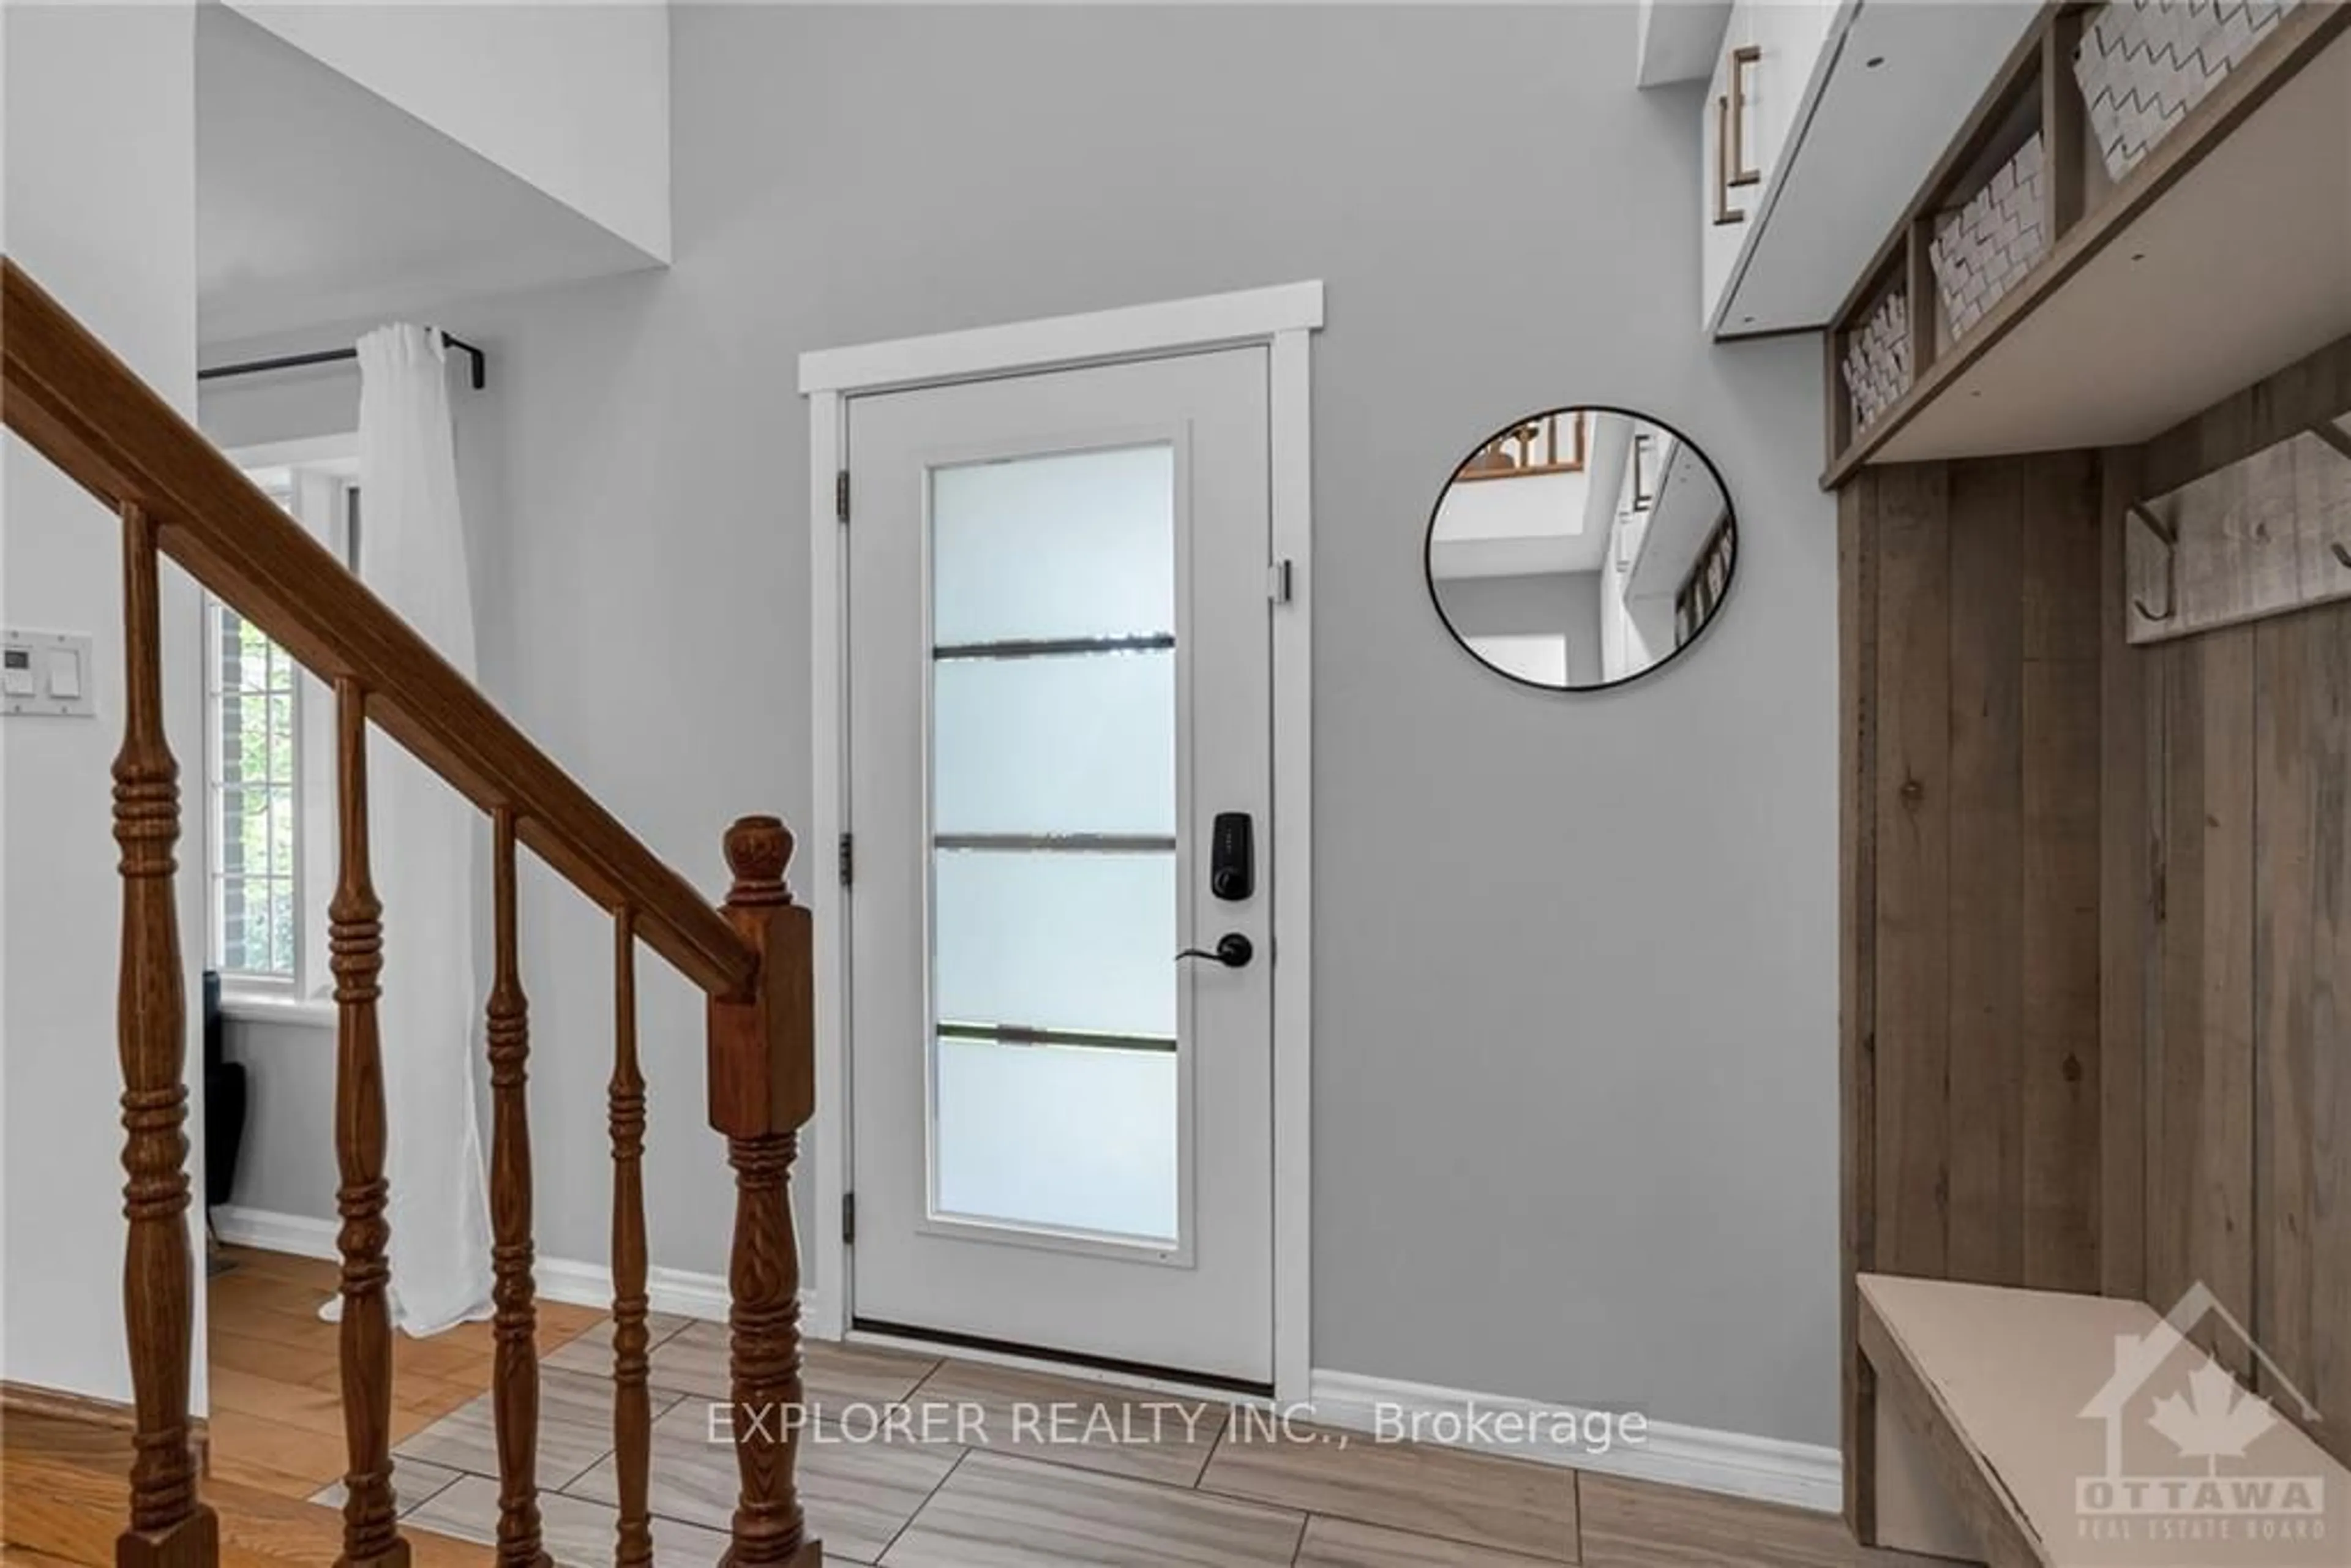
208,582 -> 296,977
206,438 -> 359,1017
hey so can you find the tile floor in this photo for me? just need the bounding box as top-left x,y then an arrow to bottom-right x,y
356,1316 -> 1931,1567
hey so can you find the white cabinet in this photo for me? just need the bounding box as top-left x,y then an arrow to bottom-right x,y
1698,0 -> 1842,331
1695,0 -> 2044,338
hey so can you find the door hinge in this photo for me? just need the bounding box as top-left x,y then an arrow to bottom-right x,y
842,1191 -> 857,1246
838,831 -> 853,887
1269,558 -> 1295,604
836,469 -> 851,524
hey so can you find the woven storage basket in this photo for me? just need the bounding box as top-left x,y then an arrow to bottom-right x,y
1928,132 -> 2047,342
2074,0 -> 2302,182
1842,291 -> 1911,433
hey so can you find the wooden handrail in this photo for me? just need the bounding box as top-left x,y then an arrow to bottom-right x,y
1,257 -> 756,999
14,255 -> 819,1566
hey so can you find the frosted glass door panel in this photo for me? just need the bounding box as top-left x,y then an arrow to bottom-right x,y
927,441 -> 1183,1245
932,445 -> 1175,645
933,651 -> 1176,836
936,1039 -> 1178,1242
934,850 -> 1177,1038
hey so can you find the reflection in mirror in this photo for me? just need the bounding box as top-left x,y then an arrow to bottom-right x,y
1425,408 -> 1736,691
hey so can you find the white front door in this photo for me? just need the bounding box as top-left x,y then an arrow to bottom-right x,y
844,349 -> 1275,1387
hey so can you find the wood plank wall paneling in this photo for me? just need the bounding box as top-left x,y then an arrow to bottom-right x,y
2097,448 -> 2151,1304
2148,625 -> 2259,1379
2128,334 -> 2351,1463
2019,455 -> 2104,1285
1837,479 -> 1881,1547
2256,609 -> 2319,1413
2274,608 -> 2351,1458
1842,451 -> 2107,1547
1873,463 -> 1955,1283
1843,335 -> 2351,1534
1844,452 -> 2108,1298
1945,460 -> 2026,1287
2260,478 -> 2351,1466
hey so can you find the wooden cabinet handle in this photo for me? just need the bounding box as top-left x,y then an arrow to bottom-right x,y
1728,46 -> 1762,188
1713,94 -> 1747,225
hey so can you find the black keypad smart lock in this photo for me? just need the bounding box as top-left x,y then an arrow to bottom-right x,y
1210,811 -> 1255,902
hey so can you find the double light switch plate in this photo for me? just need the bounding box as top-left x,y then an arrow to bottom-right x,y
2,629 -> 96,717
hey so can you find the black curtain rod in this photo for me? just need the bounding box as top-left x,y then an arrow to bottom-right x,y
197,331 -> 487,391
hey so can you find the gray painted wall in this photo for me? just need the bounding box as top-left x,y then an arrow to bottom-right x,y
200,3 -> 1838,1446
4,1 -> 207,1407
219,1018 -> 341,1218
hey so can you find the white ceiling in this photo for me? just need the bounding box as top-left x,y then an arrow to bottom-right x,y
1429,467 -> 1609,579
197,3 -> 656,347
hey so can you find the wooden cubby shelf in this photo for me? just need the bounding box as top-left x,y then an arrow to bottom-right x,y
1821,0 -> 2351,489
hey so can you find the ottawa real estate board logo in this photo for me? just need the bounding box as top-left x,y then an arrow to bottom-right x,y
2073,1284 -> 2337,1563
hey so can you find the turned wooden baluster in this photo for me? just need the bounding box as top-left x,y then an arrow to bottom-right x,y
329,679 -> 407,1568
111,501 -> 219,1568
487,809 -> 550,1568
609,907 -> 654,1567
708,817 -> 821,1567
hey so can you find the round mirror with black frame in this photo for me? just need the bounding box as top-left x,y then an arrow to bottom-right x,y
1425,407 -> 1737,692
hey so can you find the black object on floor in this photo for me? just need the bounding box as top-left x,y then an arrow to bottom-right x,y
203,970 -> 248,1211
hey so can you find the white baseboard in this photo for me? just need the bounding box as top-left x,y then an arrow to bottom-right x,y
211,1205 -> 735,1323
214,1206 -> 1837,1512
1307,1368 -> 1843,1515
212,1204 -> 339,1260
534,1253 -> 734,1322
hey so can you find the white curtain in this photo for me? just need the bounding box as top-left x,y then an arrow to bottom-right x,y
351,324 -> 494,1335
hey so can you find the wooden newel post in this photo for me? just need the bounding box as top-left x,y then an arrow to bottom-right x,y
708,816 -> 820,1568
111,502 -> 219,1568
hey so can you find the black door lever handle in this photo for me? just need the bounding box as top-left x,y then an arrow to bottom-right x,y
1176,934 -> 1254,969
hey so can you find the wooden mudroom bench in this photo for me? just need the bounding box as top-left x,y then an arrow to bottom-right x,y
1858,1275 -> 2350,1567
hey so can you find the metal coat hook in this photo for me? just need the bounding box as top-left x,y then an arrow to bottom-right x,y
2332,540 -> 2351,570
2128,502 -> 2178,623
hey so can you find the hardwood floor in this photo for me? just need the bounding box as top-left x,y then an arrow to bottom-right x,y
0,1406 -> 489,1568
0,1245 -> 601,1567
4,1246 -> 1954,1567
200,1245 -> 607,1501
